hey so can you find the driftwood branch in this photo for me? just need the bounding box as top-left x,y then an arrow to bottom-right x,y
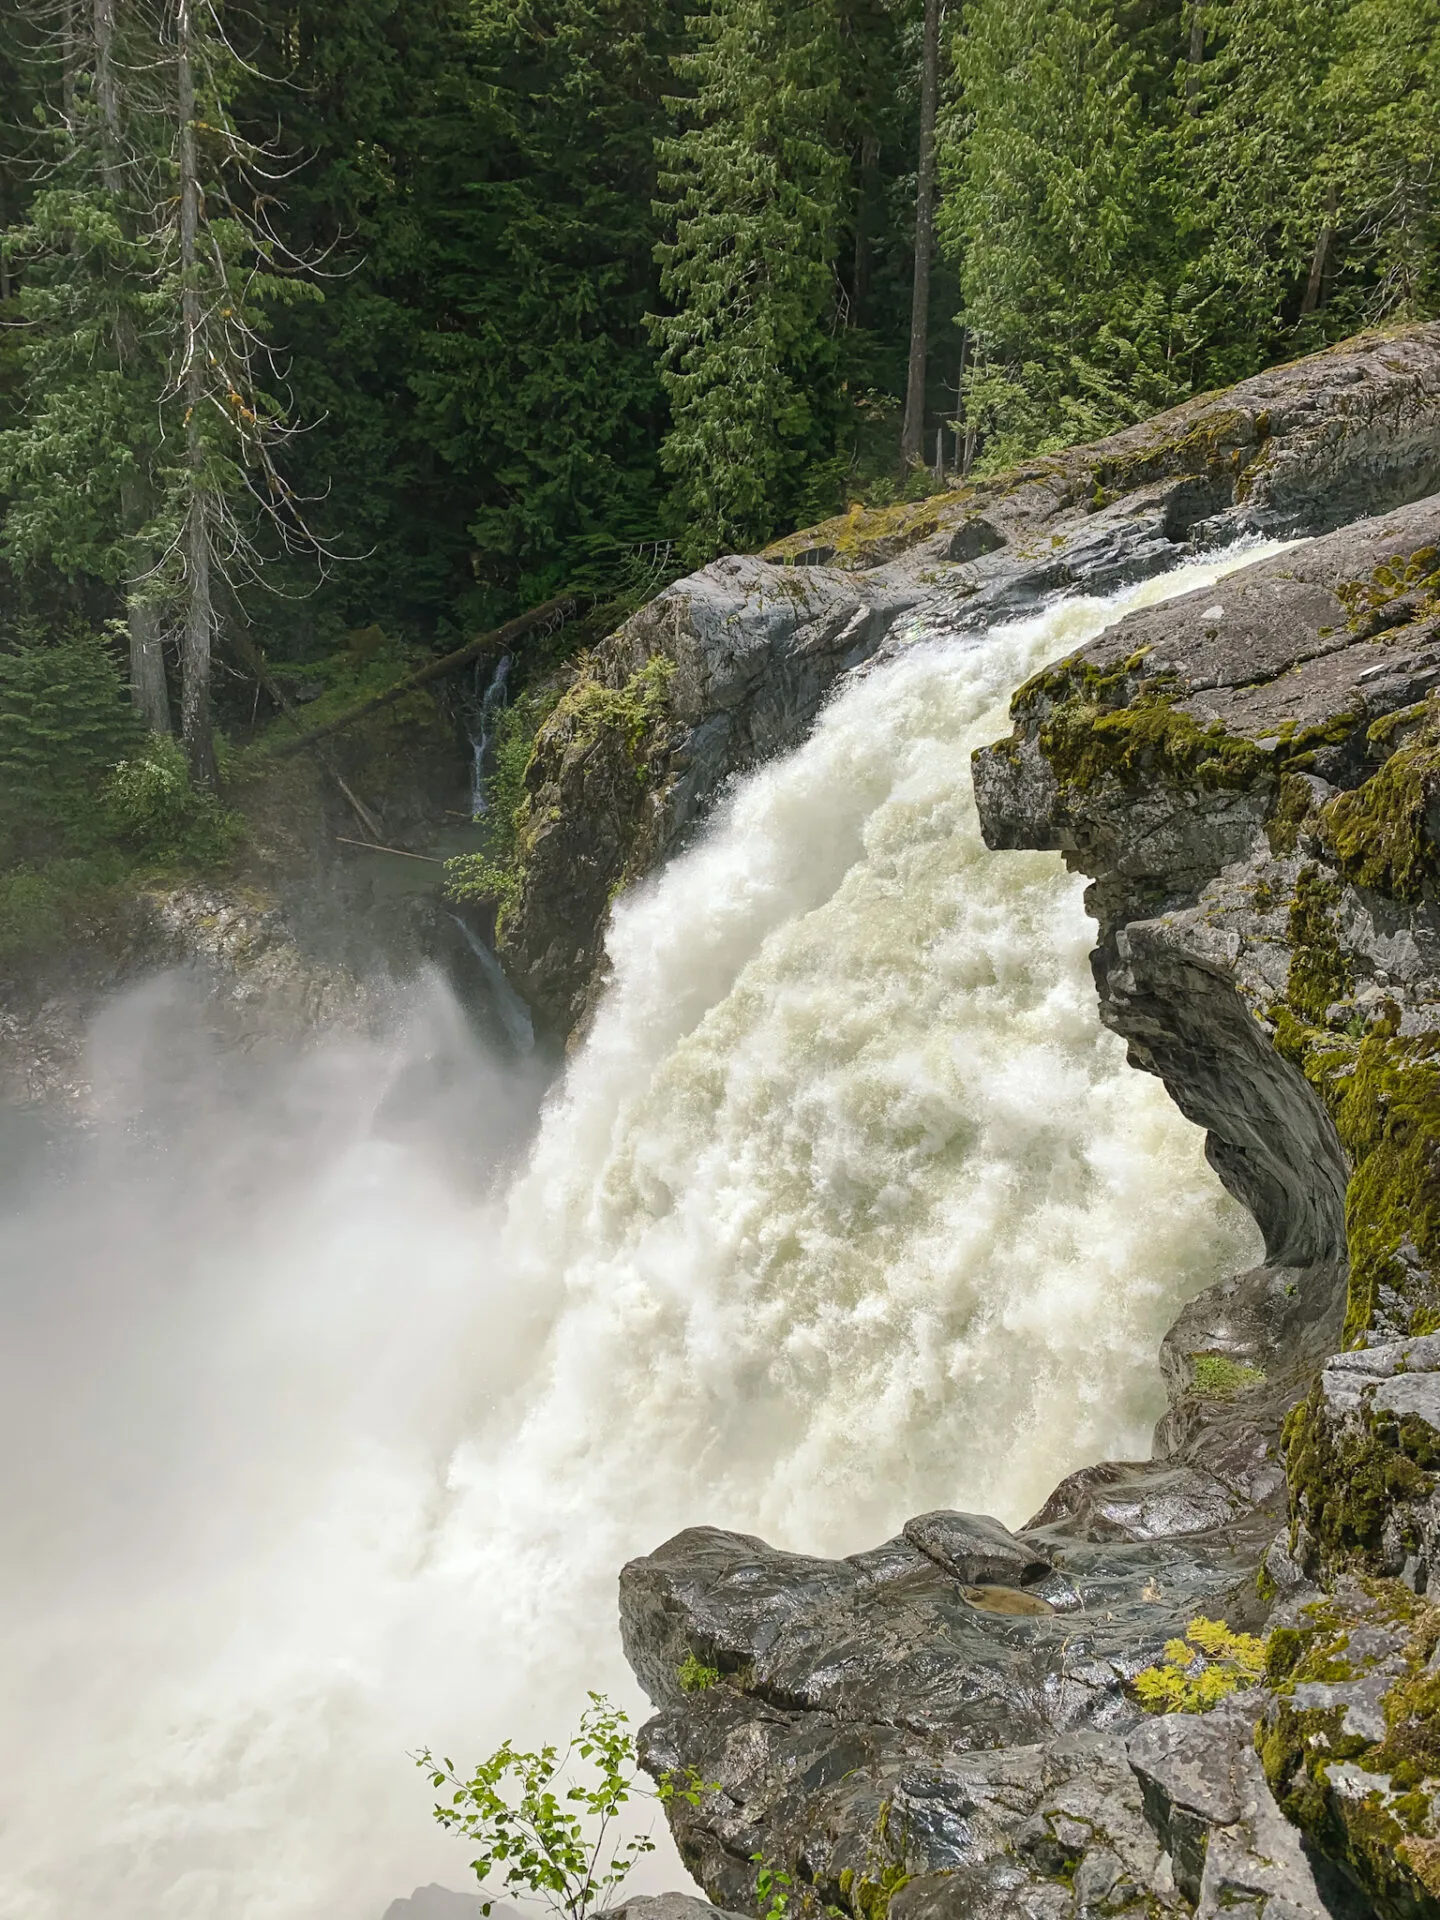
272,592 -> 579,758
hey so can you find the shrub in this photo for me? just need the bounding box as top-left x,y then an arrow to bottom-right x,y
103,736 -> 242,866
677,1653 -> 721,1693
416,1693 -> 711,1919
0,624 -> 138,854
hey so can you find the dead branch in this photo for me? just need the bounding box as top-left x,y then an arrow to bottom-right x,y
271,592 -> 579,758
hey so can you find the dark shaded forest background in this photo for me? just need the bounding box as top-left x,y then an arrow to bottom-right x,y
0,0 -> 1436,953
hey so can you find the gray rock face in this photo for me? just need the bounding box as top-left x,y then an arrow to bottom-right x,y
609,334 -> 1440,1920
380,1886 -> 492,1920
595,1896 -> 749,1920
620,1497 -> 1354,1917
619,1461 -> 1340,1915
1287,1332 -> 1440,1586
973,492 -> 1440,1343
503,325 -> 1440,1037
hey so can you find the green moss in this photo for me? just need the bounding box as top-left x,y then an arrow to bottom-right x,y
1336,548 -> 1440,632
763,495 -> 956,571
1285,1386 -> 1437,1568
1259,1587 -> 1440,1913
1191,1352 -> 1267,1397
1285,866 -> 1353,1024
1329,1029 -> 1440,1343
1010,652 -> 1358,804
1019,647 -> 1271,794
444,656 -> 673,931
843,1864 -> 910,1920
1323,733 -> 1440,902
550,653 -> 675,771
1267,772 -> 1319,855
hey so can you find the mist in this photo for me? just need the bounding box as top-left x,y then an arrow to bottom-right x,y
0,563 -> 1268,1920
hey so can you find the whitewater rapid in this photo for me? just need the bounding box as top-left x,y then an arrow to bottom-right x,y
0,555 -> 1269,1920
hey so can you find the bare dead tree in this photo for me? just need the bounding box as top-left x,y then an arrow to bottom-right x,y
900,0 -> 943,470
94,0 -> 169,733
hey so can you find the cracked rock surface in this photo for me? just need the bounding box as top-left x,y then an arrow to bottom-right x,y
613,328 -> 1440,1919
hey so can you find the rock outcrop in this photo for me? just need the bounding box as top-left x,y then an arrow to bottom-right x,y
501,325 -> 1440,1038
612,327 -> 1440,1920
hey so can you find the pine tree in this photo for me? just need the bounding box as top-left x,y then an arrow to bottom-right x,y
0,0 -> 172,731
939,0 -> 1188,467
651,0 -> 847,560
1175,0 -> 1347,376
414,0 -> 680,610
0,0 -> 331,786
1319,0 -> 1440,322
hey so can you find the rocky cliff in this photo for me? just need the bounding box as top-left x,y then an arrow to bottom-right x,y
609,326 -> 1440,1919
499,325 -> 1440,1040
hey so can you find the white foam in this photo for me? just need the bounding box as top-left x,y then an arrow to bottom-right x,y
0,553 -> 1270,1919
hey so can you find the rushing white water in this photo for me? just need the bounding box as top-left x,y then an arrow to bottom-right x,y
0,556 -> 1270,1920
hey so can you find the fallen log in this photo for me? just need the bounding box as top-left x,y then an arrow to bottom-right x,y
271,592 -> 579,758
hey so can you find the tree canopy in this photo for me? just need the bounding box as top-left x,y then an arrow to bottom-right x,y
0,0 -> 1436,810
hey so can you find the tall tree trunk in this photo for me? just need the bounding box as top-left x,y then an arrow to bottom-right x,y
122,473 -> 170,732
93,0 -> 119,172
1185,3 -> 1205,111
97,0 -> 170,733
176,0 -> 217,786
60,0 -> 77,117
1301,186 -> 1338,316
900,0 -> 942,469
851,132 -> 879,328
961,340 -> 980,477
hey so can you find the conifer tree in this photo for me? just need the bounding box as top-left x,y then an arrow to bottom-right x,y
0,0 -> 329,785
939,0 -> 1186,467
651,0 -> 847,560
0,0 -> 171,732
1175,0 -> 1346,374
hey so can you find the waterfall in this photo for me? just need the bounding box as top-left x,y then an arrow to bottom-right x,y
468,654 -> 513,818
0,552 -> 1270,1920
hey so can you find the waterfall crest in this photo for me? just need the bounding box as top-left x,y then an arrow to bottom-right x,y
0,555 -> 1269,1920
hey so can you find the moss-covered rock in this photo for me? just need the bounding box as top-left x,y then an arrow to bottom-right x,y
1258,1581 -> 1440,1917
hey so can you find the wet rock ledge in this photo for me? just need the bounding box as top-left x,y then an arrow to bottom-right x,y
501,325 -> 1440,1039
616,339 -> 1440,1919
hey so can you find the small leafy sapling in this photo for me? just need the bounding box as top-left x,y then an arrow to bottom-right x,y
415,1692 -> 711,1919
752,1853 -> 792,1920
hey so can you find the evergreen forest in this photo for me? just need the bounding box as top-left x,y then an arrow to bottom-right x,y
1,0 -> 1438,946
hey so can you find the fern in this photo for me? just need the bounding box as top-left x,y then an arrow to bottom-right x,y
1132,1616 -> 1268,1713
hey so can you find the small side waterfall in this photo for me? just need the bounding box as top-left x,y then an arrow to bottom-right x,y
468,653 -> 513,818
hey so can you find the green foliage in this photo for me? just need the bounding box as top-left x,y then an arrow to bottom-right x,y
444,683 -> 562,920
677,1652 -> 721,1692
416,1692 -> 710,1919
1132,1615 -> 1269,1713
103,737 -> 242,867
0,627 -> 139,852
752,1852 -> 793,1920
0,627 -> 243,965
651,0 -> 848,560
940,0 -> 1191,467
0,858 -> 121,963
